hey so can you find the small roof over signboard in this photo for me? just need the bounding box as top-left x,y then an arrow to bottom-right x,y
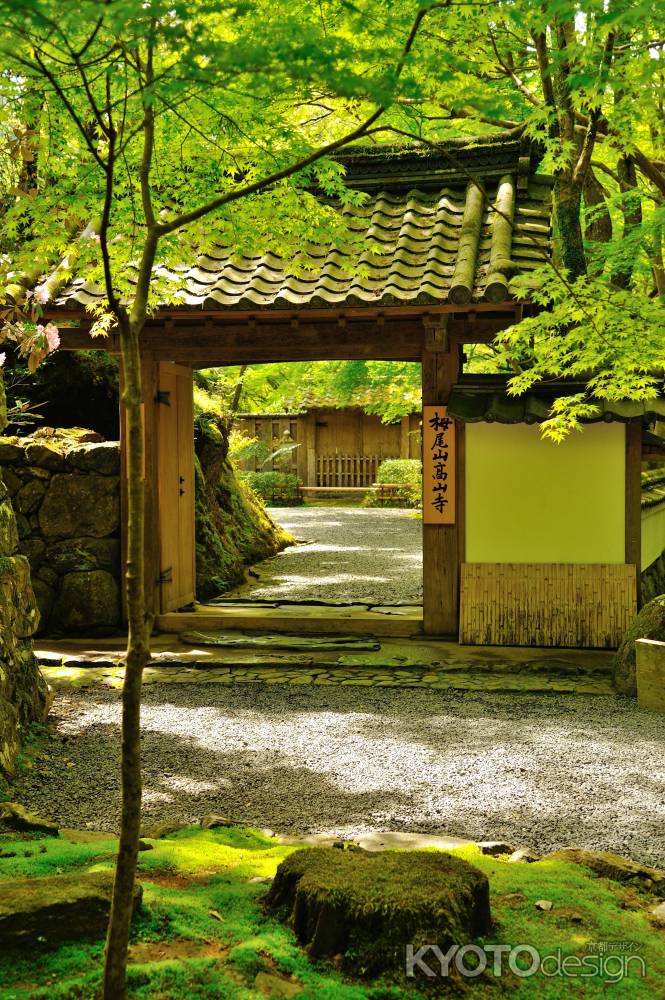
56,135 -> 552,315
448,377 -> 665,426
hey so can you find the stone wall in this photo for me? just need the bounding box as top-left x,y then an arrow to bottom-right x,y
0,428 -> 121,635
0,418 -> 291,635
0,379 -> 51,777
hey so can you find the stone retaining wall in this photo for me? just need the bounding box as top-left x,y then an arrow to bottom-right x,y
0,428 -> 121,635
0,382 -> 52,776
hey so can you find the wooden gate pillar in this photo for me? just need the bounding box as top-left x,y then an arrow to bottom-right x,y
422,341 -> 462,635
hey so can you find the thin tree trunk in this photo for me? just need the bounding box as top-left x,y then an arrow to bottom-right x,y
102,321 -> 150,1000
230,364 -> 248,416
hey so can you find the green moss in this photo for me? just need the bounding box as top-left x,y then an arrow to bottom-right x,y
195,412 -> 293,600
614,595 -> 665,695
0,829 -> 663,999
266,846 -> 490,976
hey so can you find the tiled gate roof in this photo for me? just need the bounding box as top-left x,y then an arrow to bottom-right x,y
58,136 -> 552,313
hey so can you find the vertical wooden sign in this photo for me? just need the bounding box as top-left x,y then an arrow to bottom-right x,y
423,405 -> 456,524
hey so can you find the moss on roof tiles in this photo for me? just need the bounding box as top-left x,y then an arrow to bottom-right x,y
55,136 -> 553,313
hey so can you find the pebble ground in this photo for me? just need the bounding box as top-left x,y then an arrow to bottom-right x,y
14,683 -> 665,868
222,506 -> 422,604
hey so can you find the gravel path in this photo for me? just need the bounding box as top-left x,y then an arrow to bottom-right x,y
223,506 -> 422,604
15,684 -> 665,867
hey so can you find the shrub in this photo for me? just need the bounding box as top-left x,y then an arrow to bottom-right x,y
365,458 -> 422,508
243,471 -> 303,505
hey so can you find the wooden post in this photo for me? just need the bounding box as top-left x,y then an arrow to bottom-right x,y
625,421 -> 642,606
295,415 -> 308,485
422,342 -> 461,635
400,416 -> 410,458
305,414 -> 316,486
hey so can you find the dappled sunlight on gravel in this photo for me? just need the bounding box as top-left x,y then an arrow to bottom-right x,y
222,506 -> 422,603
13,684 -> 665,868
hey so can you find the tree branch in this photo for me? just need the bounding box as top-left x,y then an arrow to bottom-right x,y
156,2 -> 447,236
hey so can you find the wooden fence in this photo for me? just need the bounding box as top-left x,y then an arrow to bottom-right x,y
316,454 -> 381,488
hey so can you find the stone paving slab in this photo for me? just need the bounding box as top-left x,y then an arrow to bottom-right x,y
35,634 -> 615,696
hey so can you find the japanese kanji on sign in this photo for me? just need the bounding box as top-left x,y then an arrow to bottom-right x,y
422,405 -> 456,525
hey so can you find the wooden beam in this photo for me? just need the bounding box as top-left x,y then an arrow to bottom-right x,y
625,421 -> 642,605
47,300 -> 523,325
399,416 -> 410,458
422,332 -> 461,636
457,423 -> 466,567
55,312 -> 520,360
157,606 -> 422,638
304,414 -> 317,487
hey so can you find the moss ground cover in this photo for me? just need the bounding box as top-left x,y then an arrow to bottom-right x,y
0,826 -> 663,998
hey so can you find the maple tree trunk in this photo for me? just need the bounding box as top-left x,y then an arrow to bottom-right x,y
554,175 -> 586,279
103,322 -> 150,1000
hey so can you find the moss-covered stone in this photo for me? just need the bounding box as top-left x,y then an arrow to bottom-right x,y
14,478 -> 46,514
65,441 -> 120,475
23,442 -> 66,472
51,569 -> 120,633
265,846 -> 491,976
0,481 -> 18,557
195,412 -> 292,600
545,849 -> 665,896
46,537 -> 119,575
0,870 -> 142,949
0,438 -> 22,463
0,555 -> 40,639
615,596 -> 665,695
39,473 -> 119,539
641,555 -> 665,606
31,576 -> 56,630
0,381 -> 52,776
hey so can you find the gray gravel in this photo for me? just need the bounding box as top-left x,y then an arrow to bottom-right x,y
223,506 -> 422,604
14,684 -> 665,867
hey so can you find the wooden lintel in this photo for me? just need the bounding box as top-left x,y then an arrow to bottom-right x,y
56,311 -> 517,361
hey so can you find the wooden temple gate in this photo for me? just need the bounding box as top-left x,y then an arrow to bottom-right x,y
49,135 -> 563,640
56,303 -> 526,634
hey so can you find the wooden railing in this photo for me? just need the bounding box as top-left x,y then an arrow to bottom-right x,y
316,454 -> 382,487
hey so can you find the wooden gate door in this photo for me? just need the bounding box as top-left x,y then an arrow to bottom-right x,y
157,362 -> 195,612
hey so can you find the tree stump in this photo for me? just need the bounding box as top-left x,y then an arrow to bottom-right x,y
265,847 -> 491,976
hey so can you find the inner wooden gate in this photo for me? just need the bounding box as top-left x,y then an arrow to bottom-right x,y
157,362 -> 196,613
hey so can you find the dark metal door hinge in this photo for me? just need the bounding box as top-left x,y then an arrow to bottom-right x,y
159,567 -> 173,584
156,390 -> 171,406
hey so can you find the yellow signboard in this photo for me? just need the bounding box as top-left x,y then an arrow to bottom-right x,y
423,405 -> 456,525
